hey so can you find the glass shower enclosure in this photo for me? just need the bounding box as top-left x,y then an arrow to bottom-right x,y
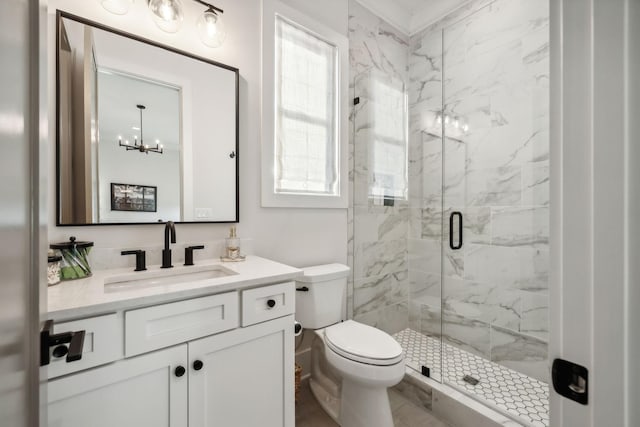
351,0 -> 549,425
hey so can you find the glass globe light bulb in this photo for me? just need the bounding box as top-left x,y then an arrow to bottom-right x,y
197,9 -> 227,48
101,0 -> 134,15
148,0 -> 184,33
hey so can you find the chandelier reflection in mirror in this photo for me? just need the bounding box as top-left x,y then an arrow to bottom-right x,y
100,0 -> 227,48
118,104 -> 164,155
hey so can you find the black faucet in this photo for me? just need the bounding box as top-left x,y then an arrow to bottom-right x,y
184,245 -> 205,266
161,221 -> 177,268
121,249 -> 147,271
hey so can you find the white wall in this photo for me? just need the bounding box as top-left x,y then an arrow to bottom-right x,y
550,0 -> 639,425
628,2 -> 640,425
47,0 -> 348,268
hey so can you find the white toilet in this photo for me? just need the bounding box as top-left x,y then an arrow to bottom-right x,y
296,264 -> 405,427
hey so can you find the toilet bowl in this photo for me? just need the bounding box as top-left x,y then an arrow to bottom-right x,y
295,265 -> 405,427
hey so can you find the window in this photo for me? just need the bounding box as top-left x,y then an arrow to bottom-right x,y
275,17 -> 337,195
368,74 -> 408,200
262,0 -> 348,208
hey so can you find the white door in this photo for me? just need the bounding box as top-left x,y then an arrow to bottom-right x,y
0,1 -> 44,426
188,315 -> 295,427
550,0 -> 640,426
47,345 -> 188,427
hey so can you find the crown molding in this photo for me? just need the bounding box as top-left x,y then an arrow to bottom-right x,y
353,0 -> 411,36
408,0 -> 474,35
354,0 -> 474,37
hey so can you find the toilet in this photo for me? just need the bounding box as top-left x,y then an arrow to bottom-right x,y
296,264 -> 405,427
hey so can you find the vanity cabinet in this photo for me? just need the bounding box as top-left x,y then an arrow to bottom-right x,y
48,345 -> 188,427
46,282 -> 295,427
189,314 -> 294,427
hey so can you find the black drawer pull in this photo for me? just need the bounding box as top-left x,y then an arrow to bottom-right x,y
193,360 -> 204,371
267,299 -> 276,308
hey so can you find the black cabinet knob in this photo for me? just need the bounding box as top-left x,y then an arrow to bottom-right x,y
267,299 -> 276,308
193,360 -> 204,371
175,366 -> 186,377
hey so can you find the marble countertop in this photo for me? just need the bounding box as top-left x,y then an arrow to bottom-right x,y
48,256 -> 302,321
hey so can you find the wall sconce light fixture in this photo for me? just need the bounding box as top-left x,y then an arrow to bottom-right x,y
147,0 -> 184,33
195,0 -> 226,48
101,0 -> 227,47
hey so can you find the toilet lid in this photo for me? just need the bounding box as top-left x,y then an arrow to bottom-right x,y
324,320 -> 403,366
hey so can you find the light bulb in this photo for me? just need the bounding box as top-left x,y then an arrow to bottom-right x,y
101,0 -> 134,15
148,0 -> 184,33
197,9 -> 227,48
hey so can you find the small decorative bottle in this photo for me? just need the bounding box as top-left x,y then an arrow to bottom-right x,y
225,226 -> 241,260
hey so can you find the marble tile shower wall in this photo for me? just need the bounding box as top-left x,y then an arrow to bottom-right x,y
348,0 -> 411,333
407,0 -> 550,383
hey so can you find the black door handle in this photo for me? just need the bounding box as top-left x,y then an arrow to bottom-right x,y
552,359 -> 588,405
40,319 -> 86,366
193,360 -> 204,371
449,211 -> 463,250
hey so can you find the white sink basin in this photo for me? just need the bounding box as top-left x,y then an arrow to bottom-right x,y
104,264 -> 237,292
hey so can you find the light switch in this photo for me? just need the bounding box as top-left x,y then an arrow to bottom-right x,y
195,208 -> 212,218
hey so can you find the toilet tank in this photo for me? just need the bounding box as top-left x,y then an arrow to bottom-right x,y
295,264 -> 350,329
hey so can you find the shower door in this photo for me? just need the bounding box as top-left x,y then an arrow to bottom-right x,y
439,0 -> 550,424
351,64 -> 445,379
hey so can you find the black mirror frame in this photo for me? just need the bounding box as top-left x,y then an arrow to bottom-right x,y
55,10 -> 240,226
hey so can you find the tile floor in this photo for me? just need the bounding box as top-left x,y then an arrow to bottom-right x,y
295,379 -> 450,427
394,328 -> 549,427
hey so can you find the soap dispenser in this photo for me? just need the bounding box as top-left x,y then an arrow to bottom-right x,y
225,226 -> 241,260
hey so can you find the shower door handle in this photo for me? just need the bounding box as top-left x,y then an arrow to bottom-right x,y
449,211 -> 463,250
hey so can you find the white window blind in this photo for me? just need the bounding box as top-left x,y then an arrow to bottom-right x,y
275,15 -> 338,195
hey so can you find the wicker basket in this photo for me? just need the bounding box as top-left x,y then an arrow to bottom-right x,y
294,363 -> 303,404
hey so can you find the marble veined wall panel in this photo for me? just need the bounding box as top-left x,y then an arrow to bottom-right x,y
349,0 -> 411,334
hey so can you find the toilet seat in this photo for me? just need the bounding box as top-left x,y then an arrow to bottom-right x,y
324,320 -> 403,366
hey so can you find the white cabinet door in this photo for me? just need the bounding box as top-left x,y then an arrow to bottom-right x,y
48,345 -> 188,427
188,315 -> 295,427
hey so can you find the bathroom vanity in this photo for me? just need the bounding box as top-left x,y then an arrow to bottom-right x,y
45,256 -> 300,427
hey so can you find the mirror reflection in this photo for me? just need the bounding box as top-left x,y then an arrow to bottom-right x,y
57,13 -> 239,225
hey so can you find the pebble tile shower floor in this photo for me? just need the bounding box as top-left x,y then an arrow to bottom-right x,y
394,328 -> 549,427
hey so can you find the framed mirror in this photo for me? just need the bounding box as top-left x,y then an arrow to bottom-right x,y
56,11 -> 239,225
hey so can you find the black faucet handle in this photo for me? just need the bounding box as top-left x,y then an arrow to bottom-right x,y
121,250 -> 147,271
184,245 -> 205,266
